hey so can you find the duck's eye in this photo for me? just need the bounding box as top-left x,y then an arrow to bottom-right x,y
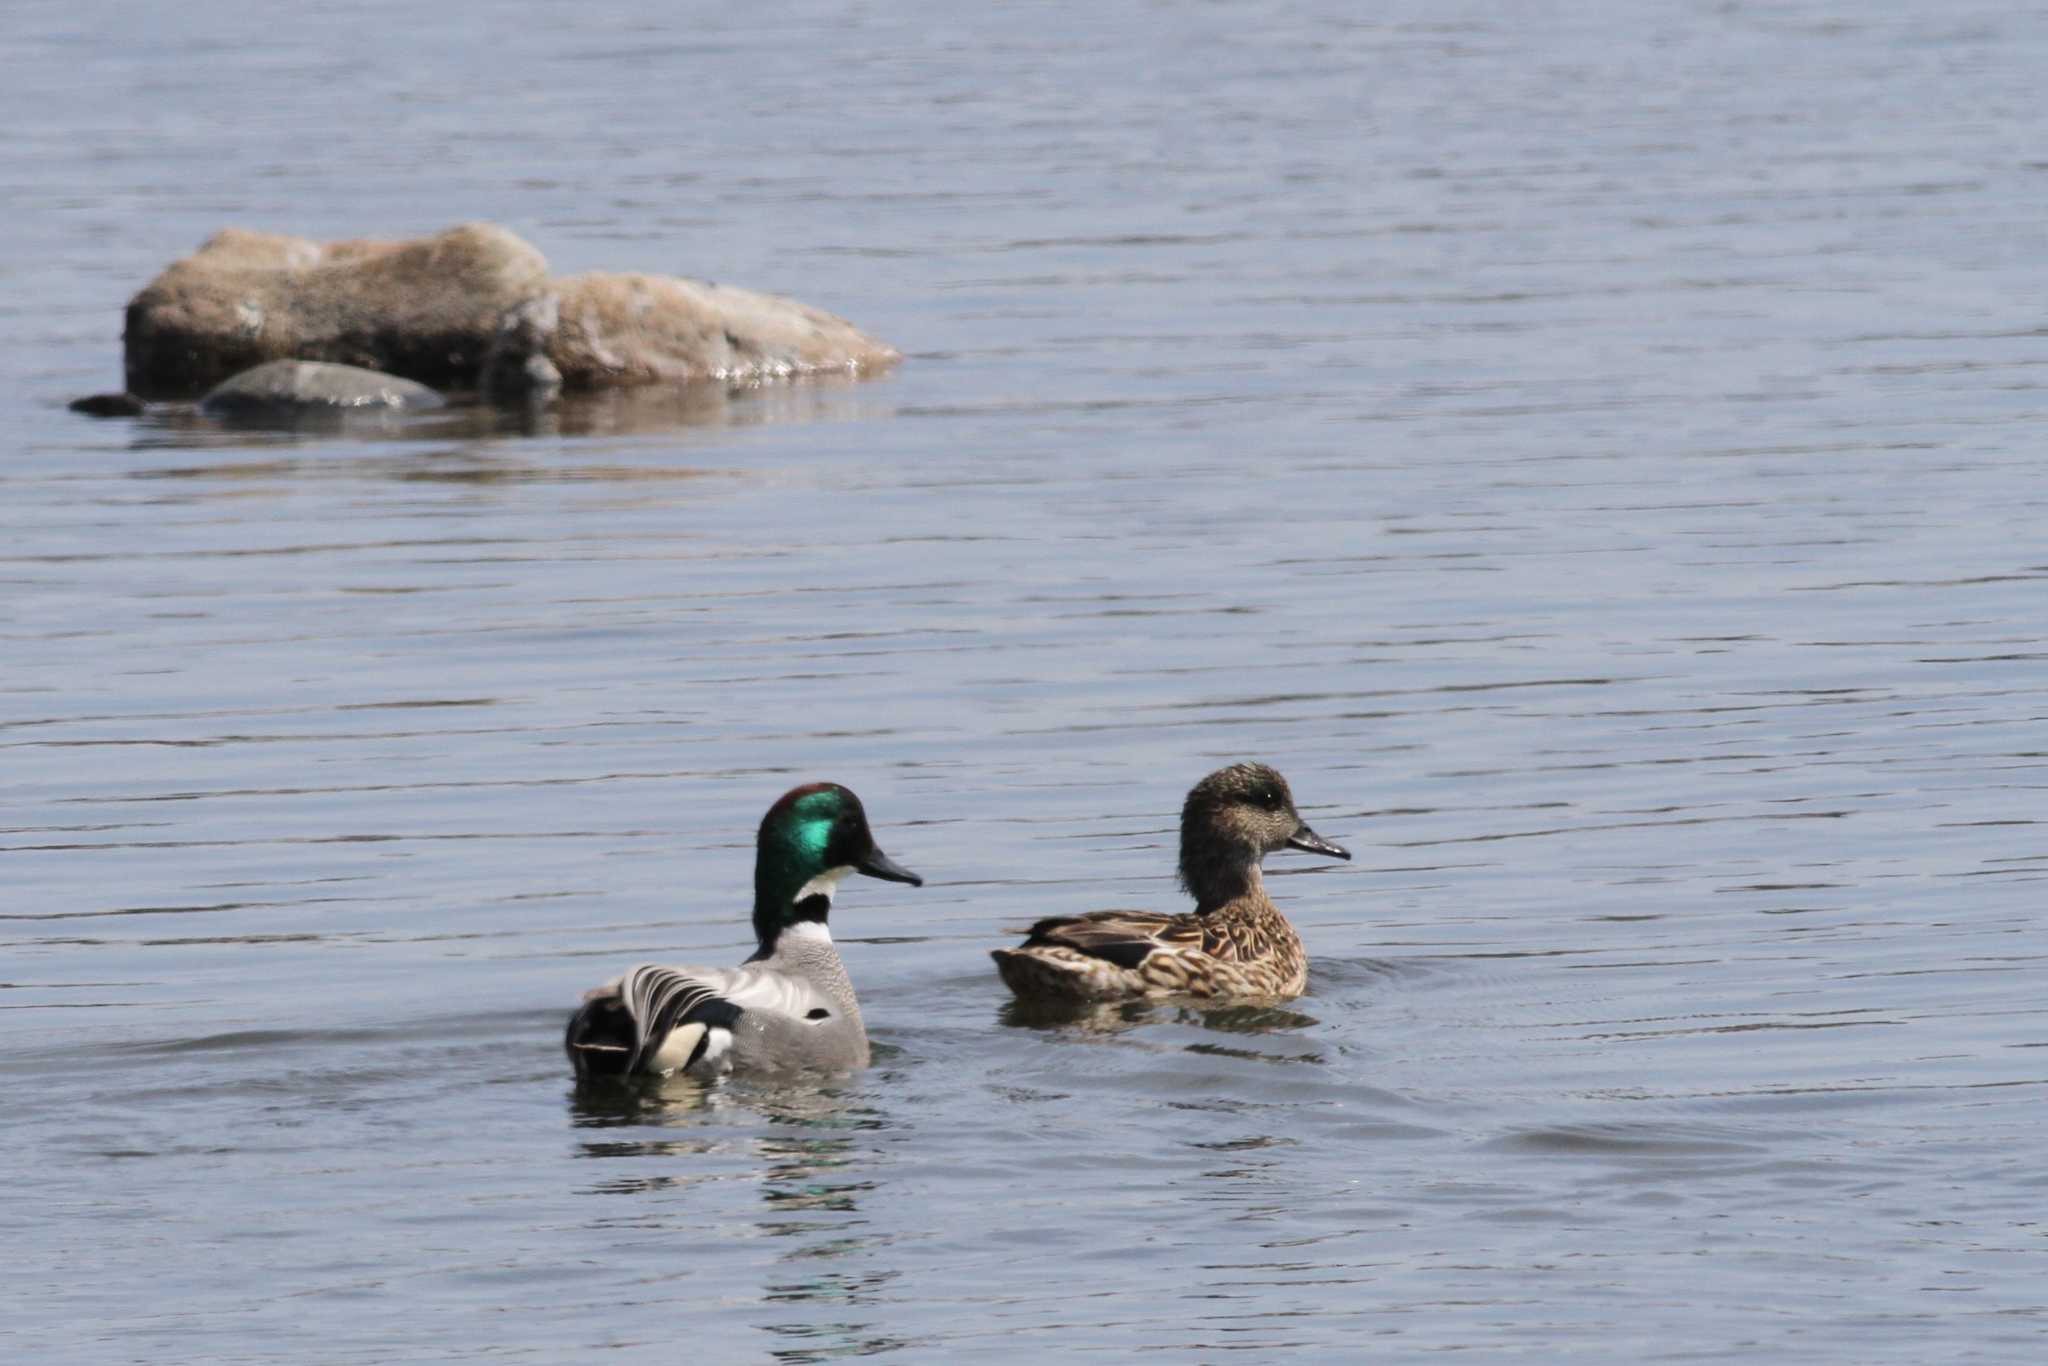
1257,788 -> 1282,809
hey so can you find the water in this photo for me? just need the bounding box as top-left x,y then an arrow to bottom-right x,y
7,1 -> 2048,1359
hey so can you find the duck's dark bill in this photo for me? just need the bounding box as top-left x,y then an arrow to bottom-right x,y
857,847 -> 924,886
1286,826 -> 1350,861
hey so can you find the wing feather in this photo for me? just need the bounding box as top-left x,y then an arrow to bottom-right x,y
1016,909 -> 1203,970
568,961 -> 834,1078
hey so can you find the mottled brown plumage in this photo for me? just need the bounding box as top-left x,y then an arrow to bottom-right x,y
991,763 -> 1349,1002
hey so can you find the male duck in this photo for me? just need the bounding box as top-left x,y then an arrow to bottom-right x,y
566,782 -> 922,1081
991,763 -> 1348,1002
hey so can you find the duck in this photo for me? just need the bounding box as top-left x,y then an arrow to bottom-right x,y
566,782 -> 922,1081
991,763 -> 1348,1002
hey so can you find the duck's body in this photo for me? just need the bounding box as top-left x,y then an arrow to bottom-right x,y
992,899 -> 1306,1001
992,763 -> 1346,1003
567,784 -> 920,1082
569,920 -> 871,1080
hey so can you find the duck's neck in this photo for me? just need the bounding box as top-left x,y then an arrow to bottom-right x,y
1182,854 -> 1267,916
751,863 -> 848,958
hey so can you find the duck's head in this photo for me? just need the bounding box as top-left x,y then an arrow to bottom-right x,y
1178,762 -> 1348,907
753,782 -> 921,947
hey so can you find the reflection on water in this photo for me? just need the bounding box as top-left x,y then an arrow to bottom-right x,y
570,1069 -> 901,1358
121,371 -> 896,455
1000,993 -> 1321,1039
133,449 -> 728,485
570,1077 -> 884,1220
570,1073 -> 880,1136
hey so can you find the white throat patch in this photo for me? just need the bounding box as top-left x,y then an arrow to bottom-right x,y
795,865 -> 854,904
781,920 -> 834,945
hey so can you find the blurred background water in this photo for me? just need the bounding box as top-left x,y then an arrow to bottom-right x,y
5,1 -> 2048,1360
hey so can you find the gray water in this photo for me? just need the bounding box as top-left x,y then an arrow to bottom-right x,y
7,1 -> 2048,1360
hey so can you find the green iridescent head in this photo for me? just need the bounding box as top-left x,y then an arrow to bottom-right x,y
752,782 -> 921,948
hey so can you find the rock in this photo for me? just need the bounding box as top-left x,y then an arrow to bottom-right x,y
480,294 -> 564,401
545,272 -> 901,389
199,360 -> 446,418
69,391 -> 147,417
122,223 -> 899,402
124,223 -> 549,399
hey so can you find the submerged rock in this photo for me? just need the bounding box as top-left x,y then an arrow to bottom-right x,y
69,391 -> 147,417
199,360 -> 446,417
121,223 -> 899,403
125,223 -> 549,399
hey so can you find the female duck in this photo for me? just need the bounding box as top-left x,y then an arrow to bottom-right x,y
991,763 -> 1347,1001
566,783 -> 922,1081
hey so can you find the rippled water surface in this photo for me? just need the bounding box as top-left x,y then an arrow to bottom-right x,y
8,2 -> 2048,1360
